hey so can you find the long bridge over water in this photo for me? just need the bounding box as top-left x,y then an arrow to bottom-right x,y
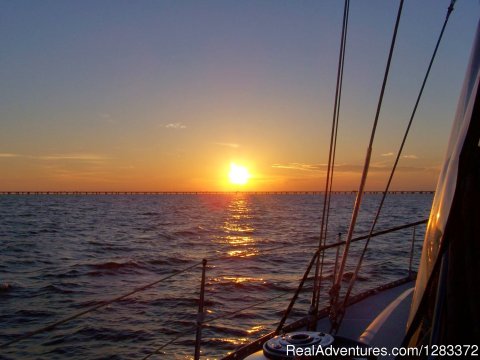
0,191 -> 434,195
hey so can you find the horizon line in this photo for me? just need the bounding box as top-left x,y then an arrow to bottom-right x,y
0,190 -> 435,195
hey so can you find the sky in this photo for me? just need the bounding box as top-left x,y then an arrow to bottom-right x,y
0,0 -> 478,192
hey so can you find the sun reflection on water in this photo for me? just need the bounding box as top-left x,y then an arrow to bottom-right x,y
217,195 -> 257,258
227,249 -> 258,257
221,276 -> 265,284
246,325 -> 266,335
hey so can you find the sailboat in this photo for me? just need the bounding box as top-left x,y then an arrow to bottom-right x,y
222,1 -> 480,359
1,2 -> 477,360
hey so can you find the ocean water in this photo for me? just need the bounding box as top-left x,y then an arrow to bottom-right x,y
0,193 -> 432,359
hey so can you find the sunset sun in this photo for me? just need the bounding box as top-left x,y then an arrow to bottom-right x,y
228,163 -> 250,186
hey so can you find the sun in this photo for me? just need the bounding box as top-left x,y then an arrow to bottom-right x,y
228,163 -> 250,185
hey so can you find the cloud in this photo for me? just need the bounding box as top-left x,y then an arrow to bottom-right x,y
0,152 -> 109,162
46,167 -> 114,182
380,153 -> 418,159
214,142 -> 240,148
424,164 -> 442,172
272,163 -> 324,171
272,162 -> 429,173
0,153 -> 21,158
36,153 -> 109,161
99,113 -> 115,124
165,122 -> 187,129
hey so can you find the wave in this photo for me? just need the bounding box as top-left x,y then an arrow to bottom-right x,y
0,193 -> 432,359
203,324 -> 249,337
39,284 -> 77,295
147,257 -> 192,266
88,261 -> 141,270
0,282 -> 13,293
72,326 -> 153,342
140,212 -> 160,216
14,308 -> 56,318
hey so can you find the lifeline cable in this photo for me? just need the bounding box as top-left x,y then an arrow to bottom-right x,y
310,0 -> 350,330
335,0 -> 457,333
0,261 -> 203,348
329,0 -> 405,334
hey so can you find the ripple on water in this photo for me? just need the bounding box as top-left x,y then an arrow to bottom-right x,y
0,194 -> 432,359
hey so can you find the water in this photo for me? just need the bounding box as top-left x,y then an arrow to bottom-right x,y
0,193 -> 432,359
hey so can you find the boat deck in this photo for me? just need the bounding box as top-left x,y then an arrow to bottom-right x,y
245,280 -> 415,359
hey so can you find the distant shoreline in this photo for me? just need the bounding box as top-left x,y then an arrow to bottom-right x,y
0,190 -> 434,195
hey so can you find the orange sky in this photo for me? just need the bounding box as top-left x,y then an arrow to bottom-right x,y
0,151 -> 443,192
0,1 -> 477,192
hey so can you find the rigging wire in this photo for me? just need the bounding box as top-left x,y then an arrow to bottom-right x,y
141,333 -> 186,360
1,218 -> 427,356
0,261 -> 203,348
315,0 -> 349,314
140,292 -> 289,360
329,0 -> 405,334
309,0 -> 350,330
0,229 -> 340,349
142,219 -> 426,358
334,0 -> 457,332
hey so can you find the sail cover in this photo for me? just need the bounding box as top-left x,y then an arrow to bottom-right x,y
406,20 -> 480,346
